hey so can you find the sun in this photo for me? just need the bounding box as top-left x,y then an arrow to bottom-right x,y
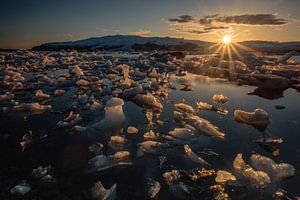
223,35 -> 232,44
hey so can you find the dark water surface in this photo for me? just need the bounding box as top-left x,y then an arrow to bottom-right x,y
1,73 -> 299,199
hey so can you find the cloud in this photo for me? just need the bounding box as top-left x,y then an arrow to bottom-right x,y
167,13 -> 290,36
168,15 -> 194,23
129,29 -> 151,36
215,14 -> 289,25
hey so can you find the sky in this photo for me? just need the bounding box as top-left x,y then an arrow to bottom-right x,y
1,0 -> 300,49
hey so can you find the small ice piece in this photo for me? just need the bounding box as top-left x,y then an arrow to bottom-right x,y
212,94 -> 228,104
54,89 -> 65,96
233,153 -> 271,189
13,103 -> 52,113
174,111 -> 225,139
0,92 -> 14,102
184,145 -> 210,167
76,79 -> 90,87
77,94 -> 89,105
89,143 -> 104,155
108,151 -> 130,161
127,126 -> 138,135
69,65 -> 84,76
175,102 -> 195,113
137,140 -> 167,155
234,108 -> 270,130
91,97 -> 125,134
143,130 -> 160,140
133,93 -> 163,110
148,68 -> 158,78
249,154 -> 295,181
10,180 -> 31,195
167,128 -> 197,141
123,85 -> 143,98
35,89 -> 51,101
57,111 -> 82,128
146,178 -> 160,199
163,169 -> 182,185
20,131 -> 33,151
158,155 -> 167,169
91,180 -> 117,200
215,170 -> 236,184
196,101 -> 213,110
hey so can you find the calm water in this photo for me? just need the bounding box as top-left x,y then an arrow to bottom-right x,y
1,73 -> 299,199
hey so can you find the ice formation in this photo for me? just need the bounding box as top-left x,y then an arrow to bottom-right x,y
13,103 -> 52,113
212,94 -> 229,104
91,180 -> 117,200
184,144 -> 210,166
175,102 -> 195,113
10,181 -> 31,195
174,111 -> 225,139
90,97 -> 125,135
233,153 -> 271,189
133,93 -> 163,110
234,108 -> 270,129
250,154 -> 295,181
215,170 -> 236,184
146,178 -> 160,199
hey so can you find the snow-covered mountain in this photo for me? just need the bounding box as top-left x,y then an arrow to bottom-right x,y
32,35 -> 212,51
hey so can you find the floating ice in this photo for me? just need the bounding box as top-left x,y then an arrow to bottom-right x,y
91,180 -> 117,200
234,108 -> 270,130
90,97 -> 125,134
163,169 -> 182,185
215,170 -> 236,184
175,102 -> 195,113
250,154 -> 295,181
10,180 -> 31,196
146,178 -> 160,199
184,144 -> 210,166
174,111 -> 225,139
212,94 -> 228,104
13,102 -> 52,113
133,93 -> 163,110
57,111 -> 82,128
233,153 -> 271,189
127,126 -> 138,135
54,89 -> 65,96
122,85 -> 143,98
143,130 -> 160,140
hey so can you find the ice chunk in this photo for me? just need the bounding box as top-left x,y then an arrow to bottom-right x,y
133,93 -> 163,110
233,154 -> 271,189
54,89 -> 65,96
91,180 -> 117,200
57,111 -> 82,128
174,111 -> 225,139
10,181 -> 31,195
69,65 -> 84,76
143,130 -> 160,140
146,178 -> 160,199
127,126 -> 138,135
91,97 -> 125,133
184,144 -> 210,166
163,169 -> 182,185
108,151 -> 130,161
13,103 -> 51,113
123,85 -> 143,98
249,154 -> 295,181
215,170 -> 236,184
234,108 -> 270,130
175,102 -> 195,113
212,94 -> 228,104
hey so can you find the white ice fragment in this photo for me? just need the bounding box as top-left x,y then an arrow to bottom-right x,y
174,111 -> 225,139
215,170 -> 236,184
250,154 -> 295,181
133,93 -> 163,110
175,102 -> 195,113
233,153 -> 271,189
13,103 -> 52,113
184,144 -> 210,166
10,181 -> 31,196
91,180 -> 117,200
234,108 -> 270,128
146,178 -> 160,199
127,126 -> 138,135
212,94 -> 228,104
